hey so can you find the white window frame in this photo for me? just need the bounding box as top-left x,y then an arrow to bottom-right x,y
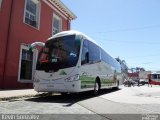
23,0 -> 41,29
0,0 -> 2,9
52,14 -> 62,35
18,44 -> 38,83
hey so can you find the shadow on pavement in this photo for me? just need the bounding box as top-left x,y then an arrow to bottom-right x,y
25,88 -> 120,107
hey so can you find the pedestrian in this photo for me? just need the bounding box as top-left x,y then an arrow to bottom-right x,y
138,79 -> 140,87
148,77 -> 152,87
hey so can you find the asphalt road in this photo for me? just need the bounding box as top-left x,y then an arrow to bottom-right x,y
0,87 -> 160,120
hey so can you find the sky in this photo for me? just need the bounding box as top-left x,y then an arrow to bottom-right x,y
61,0 -> 160,71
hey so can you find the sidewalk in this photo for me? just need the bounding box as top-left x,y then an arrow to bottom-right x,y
0,89 -> 43,101
100,85 -> 160,104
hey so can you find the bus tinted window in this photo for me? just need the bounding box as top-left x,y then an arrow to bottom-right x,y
101,49 -> 110,64
152,74 -> 160,79
81,40 -> 100,65
88,41 -> 100,63
81,39 -> 120,72
81,40 -> 89,64
101,48 -> 120,69
152,74 -> 157,79
158,74 -> 160,79
36,35 -> 80,72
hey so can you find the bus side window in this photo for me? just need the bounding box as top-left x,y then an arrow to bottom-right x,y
88,41 -> 100,63
81,40 -> 89,65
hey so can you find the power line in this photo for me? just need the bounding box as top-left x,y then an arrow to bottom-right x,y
141,62 -> 152,65
91,24 -> 160,34
127,54 -> 159,59
97,39 -> 160,45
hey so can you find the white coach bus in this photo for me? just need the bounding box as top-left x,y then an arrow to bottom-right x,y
30,30 -> 121,95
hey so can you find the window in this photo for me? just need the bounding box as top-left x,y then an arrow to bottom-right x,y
24,0 -> 40,29
81,40 -> 100,65
81,40 -> 89,65
88,41 -> 100,63
53,14 -> 62,35
152,74 -> 157,79
101,48 -> 119,69
0,0 -> 2,9
20,49 -> 33,80
18,45 -> 37,83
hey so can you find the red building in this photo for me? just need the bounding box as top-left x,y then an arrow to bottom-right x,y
0,0 -> 76,89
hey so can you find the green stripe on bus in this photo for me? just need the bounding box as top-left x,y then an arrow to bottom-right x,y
80,75 -> 116,89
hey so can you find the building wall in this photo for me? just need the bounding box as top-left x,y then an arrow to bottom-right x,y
0,0 -> 72,89
0,0 -> 13,89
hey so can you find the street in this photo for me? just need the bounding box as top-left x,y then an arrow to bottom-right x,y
0,85 -> 160,120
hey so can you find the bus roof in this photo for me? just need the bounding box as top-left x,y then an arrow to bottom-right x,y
47,30 -> 98,45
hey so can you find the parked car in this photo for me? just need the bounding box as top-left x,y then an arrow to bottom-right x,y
139,79 -> 148,85
123,79 -> 136,87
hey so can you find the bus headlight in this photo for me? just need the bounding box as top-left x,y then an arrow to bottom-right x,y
65,74 -> 79,82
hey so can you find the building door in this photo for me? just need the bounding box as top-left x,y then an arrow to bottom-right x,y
18,44 -> 37,83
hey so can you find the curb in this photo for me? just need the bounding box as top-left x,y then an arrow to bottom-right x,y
0,93 -> 48,102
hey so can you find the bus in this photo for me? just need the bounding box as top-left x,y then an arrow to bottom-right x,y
148,73 -> 160,85
30,30 -> 122,95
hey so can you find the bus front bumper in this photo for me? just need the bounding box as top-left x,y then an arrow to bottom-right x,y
33,82 -> 80,93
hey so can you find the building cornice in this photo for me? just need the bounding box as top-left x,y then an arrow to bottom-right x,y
47,0 -> 77,20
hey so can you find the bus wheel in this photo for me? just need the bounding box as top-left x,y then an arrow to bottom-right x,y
61,93 -> 68,96
94,80 -> 100,96
47,92 -> 53,96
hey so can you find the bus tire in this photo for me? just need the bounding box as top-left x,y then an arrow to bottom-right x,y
61,93 -> 68,96
94,78 -> 100,96
47,92 -> 53,96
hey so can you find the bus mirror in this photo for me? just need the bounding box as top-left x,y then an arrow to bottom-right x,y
29,42 -> 45,52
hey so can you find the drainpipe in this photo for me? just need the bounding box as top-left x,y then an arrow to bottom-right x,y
68,17 -> 71,30
67,17 -> 70,30
2,0 -> 14,89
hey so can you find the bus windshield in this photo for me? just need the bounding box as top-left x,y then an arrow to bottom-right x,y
36,35 -> 81,72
